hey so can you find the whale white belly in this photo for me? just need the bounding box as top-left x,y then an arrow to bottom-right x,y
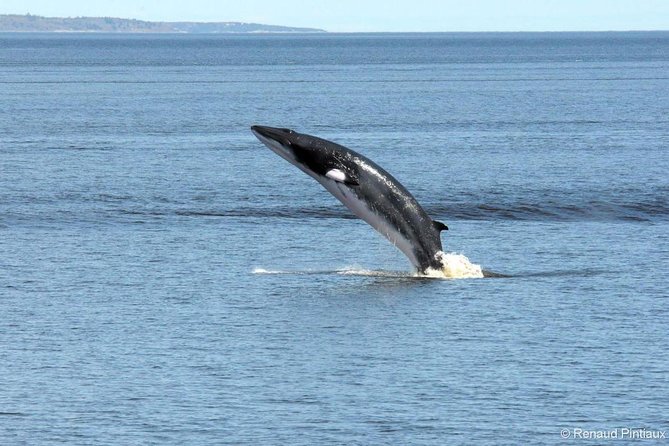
318,178 -> 420,268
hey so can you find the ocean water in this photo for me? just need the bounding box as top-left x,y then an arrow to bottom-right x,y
1,32 -> 668,444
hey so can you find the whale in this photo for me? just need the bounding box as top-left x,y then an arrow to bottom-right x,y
251,125 -> 454,274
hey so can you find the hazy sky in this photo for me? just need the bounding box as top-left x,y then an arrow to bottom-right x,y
2,0 -> 668,32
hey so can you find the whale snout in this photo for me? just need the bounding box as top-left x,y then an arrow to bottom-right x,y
251,125 -> 299,164
251,125 -> 294,141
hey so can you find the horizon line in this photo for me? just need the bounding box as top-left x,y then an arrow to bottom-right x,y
1,13 -> 668,34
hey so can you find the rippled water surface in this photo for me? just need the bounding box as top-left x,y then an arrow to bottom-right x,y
1,32 -> 668,444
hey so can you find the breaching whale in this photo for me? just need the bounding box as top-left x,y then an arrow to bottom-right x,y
251,125 -> 457,275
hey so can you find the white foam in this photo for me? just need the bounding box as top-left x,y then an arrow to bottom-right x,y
253,252 -> 484,280
252,268 -> 286,274
253,267 -> 407,277
423,251 -> 485,279
336,268 -> 408,278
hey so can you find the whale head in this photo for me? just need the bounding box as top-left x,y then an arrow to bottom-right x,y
251,125 -> 360,186
251,125 -> 303,164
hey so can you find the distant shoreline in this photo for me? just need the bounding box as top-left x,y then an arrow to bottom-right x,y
1,30 -> 666,36
0,15 -> 666,34
0,14 -> 326,33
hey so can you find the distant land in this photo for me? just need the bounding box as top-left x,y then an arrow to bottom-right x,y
0,14 -> 326,33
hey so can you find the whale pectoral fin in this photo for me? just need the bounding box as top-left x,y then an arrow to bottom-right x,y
326,168 -> 359,186
433,220 -> 448,232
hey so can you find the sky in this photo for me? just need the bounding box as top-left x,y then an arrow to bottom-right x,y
1,0 -> 668,32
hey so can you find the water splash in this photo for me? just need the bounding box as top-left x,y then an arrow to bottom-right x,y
336,268 -> 407,277
423,251 -> 485,279
253,253 -> 485,280
252,268 -> 285,274
252,267 -> 408,277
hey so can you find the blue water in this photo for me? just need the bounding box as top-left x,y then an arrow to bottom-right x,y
1,32 -> 668,444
